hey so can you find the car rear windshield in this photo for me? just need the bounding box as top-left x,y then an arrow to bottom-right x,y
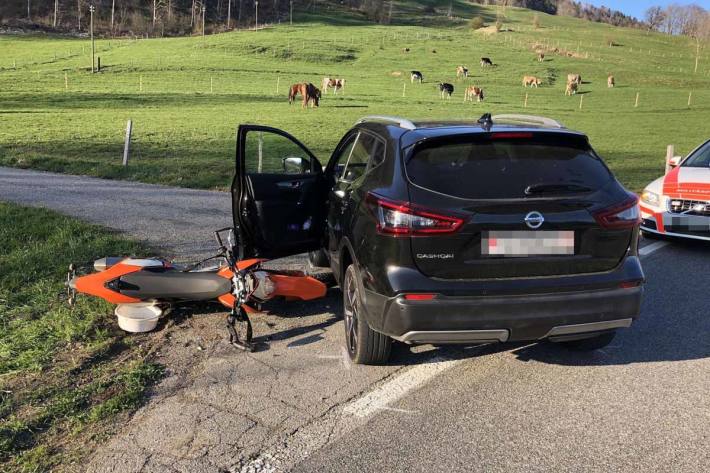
405,133 -> 613,199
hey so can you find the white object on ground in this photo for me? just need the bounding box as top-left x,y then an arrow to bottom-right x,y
115,303 -> 163,332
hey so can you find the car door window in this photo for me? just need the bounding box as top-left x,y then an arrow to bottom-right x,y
332,134 -> 358,181
245,130 -> 315,174
367,135 -> 386,172
342,133 -> 374,183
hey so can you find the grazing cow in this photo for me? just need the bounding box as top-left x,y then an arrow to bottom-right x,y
464,86 -> 484,102
567,73 -> 582,85
391,71 -> 402,77
565,81 -> 578,96
288,83 -> 321,108
522,75 -> 542,88
321,77 -> 346,95
456,66 -> 469,79
607,74 -> 615,88
402,47 -> 410,53
411,71 -> 424,83
480,57 -> 494,67
537,52 -> 545,62
439,83 -> 454,99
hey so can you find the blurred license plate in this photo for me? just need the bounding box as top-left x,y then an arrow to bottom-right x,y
482,231 -> 574,257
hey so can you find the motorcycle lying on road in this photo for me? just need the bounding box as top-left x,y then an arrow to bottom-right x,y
67,227 -> 327,351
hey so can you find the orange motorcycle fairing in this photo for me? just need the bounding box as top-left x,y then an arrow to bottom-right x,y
74,262 -> 144,304
269,274 -> 327,301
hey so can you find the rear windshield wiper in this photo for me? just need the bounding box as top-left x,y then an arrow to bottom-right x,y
525,183 -> 594,195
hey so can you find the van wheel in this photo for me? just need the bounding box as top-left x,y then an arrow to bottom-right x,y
308,249 -> 329,268
343,264 -> 391,365
556,331 -> 616,351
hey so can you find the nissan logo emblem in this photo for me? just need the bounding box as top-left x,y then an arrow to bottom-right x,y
524,211 -> 545,229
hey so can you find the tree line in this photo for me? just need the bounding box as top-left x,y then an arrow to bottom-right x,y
0,1 -> 707,38
645,3 -> 709,39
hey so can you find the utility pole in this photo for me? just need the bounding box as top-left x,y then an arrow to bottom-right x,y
90,5 -> 96,73
255,1 -> 259,31
227,0 -> 232,29
202,5 -> 206,37
290,0 -> 293,25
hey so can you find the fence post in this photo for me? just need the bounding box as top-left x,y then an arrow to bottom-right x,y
634,92 -> 639,108
524,93 -> 528,108
664,145 -> 676,174
402,83 -> 406,97
257,131 -> 264,173
579,94 -> 583,110
123,120 -> 133,166
687,91 -> 692,107
276,76 -> 280,95
65,72 -> 68,91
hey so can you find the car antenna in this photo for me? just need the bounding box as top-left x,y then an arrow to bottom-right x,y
478,113 -> 493,131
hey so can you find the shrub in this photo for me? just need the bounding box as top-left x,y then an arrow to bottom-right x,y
470,16 -> 485,30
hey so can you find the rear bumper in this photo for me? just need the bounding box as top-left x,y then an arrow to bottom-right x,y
367,285 -> 642,343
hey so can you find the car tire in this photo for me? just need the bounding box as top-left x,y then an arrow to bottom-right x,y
308,249 -> 330,268
556,331 -> 616,351
343,264 -> 391,365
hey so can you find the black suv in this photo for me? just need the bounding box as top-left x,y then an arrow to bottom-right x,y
232,114 -> 644,364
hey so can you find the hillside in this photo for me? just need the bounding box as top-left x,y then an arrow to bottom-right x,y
0,3 -> 708,191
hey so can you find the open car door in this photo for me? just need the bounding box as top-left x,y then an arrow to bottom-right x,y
232,125 -> 326,260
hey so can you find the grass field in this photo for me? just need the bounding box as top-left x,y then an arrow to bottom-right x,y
0,203 -> 163,472
0,1 -> 709,192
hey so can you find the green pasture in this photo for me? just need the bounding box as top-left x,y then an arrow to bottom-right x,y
0,203 -> 163,472
0,2 -> 709,192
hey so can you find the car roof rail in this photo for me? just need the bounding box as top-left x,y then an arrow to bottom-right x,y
355,115 -> 417,130
491,114 -> 565,129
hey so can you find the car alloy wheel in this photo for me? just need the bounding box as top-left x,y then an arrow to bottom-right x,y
343,265 -> 359,355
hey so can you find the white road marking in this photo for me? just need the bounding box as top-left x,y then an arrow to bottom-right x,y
639,240 -> 670,257
342,356 -> 462,418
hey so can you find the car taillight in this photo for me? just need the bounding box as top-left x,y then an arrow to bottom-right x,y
366,193 -> 464,236
403,293 -> 437,301
593,196 -> 641,229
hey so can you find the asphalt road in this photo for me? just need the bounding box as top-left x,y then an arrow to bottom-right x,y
1,167 -> 708,473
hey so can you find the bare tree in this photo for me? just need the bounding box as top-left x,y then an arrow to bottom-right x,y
54,0 -> 59,27
645,6 -> 665,31
27,0 -> 30,21
77,0 -> 82,30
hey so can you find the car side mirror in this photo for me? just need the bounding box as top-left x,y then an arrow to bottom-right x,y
668,156 -> 682,167
282,156 -> 311,174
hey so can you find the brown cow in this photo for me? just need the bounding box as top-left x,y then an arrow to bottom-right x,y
567,73 -> 582,85
565,81 -> 578,96
522,75 -> 542,88
288,83 -> 321,108
464,86 -> 485,102
607,74 -> 615,88
456,66 -> 469,79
